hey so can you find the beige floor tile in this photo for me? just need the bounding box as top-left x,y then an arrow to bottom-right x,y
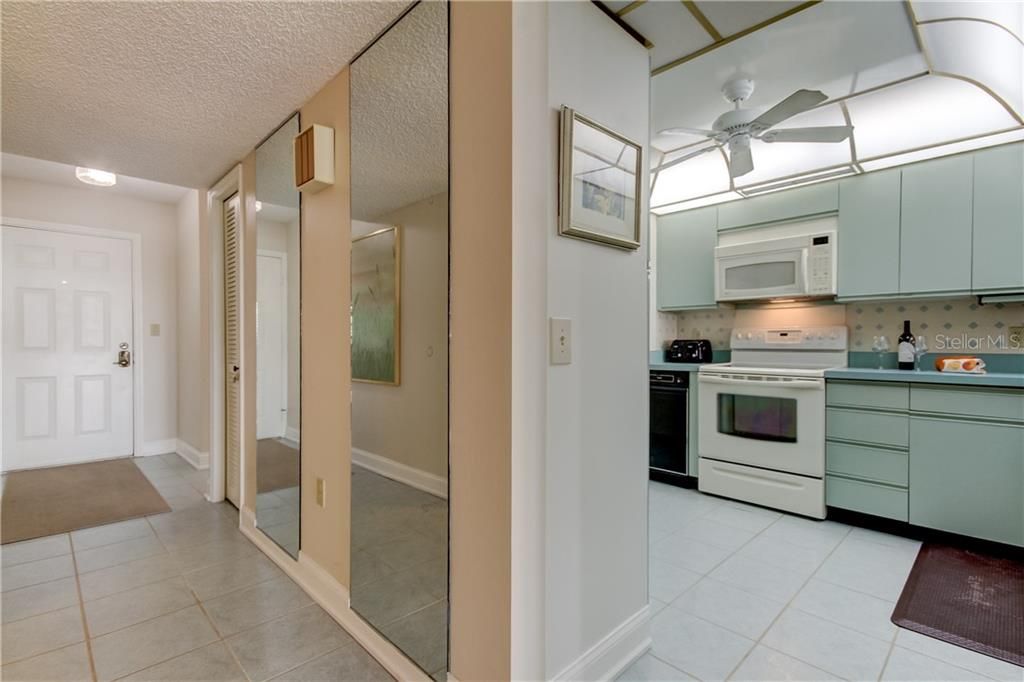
119,642 -> 246,682
90,605 -> 218,681
73,535 -> 166,574
379,601 -> 447,675
0,643 -> 91,682
167,536 -> 262,574
183,552 -> 281,602
1,554 -> 75,592
78,553 -> 181,602
1,577 -> 79,624
1,535 -> 71,568
70,518 -> 153,552
226,605 -> 353,681
270,642 -> 394,681
83,576 -> 196,636
0,606 -> 84,665
203,574 -> 312,637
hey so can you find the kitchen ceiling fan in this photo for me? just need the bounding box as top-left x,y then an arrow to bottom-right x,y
658,78 -> 852,179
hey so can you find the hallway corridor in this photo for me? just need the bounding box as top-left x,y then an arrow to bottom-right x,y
1,454 -> 392,682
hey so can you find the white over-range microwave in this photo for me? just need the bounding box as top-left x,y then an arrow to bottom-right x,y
714,228 -> 837,303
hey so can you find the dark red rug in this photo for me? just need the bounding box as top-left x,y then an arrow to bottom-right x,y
892,543 -> 1024,666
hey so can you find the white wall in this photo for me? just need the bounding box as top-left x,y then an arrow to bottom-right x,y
176,189 -> 210,458
512,3 -> 651,677
2,175 -> 180,452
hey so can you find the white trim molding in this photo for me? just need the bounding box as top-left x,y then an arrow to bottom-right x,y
139,439 -> 177,456
552,604 -> 652,682
175,439 -> 210,470
284,426 -> 300,444
237,510 -> 432,682
351,447 -> 448,500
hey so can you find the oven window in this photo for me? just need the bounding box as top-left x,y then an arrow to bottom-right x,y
724,261 -> 797,291
717,393 -> 797,443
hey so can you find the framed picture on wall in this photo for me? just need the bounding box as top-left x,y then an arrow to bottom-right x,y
558,106 -> 642,250
351,226 -> 401,385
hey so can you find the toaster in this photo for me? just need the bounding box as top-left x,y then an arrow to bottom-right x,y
666,339 -> 712,364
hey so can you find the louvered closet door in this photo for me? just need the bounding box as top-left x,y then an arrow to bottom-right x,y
223,194 -> 242,507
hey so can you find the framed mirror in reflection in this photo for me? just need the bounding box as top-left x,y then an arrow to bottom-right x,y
254,113 -> 302,558
349,1 -> 449,677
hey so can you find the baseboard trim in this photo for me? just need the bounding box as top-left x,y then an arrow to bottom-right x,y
351,447 -> 448,499
238,513 -> 430,682
285,426 -> 300,444
139,439 -> 177,457
175,439 -> 210,470
552,604 -> 652,681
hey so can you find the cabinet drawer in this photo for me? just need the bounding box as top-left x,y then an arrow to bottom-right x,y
827,381 -> 908,411
911,385 -> 1024,423
826,442 -> 908,486
826,408 -> 909,447
827,476 -> 908,521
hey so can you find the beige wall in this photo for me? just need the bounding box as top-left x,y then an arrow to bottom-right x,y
1,176 -> 180,451
296,68 -> 353,586
176,189 -> 211,455
351,194 -> 448,481
449,2 -> 513,679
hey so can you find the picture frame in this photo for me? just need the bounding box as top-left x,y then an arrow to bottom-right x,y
558,106 -> 642,250
351,226 -> 401,385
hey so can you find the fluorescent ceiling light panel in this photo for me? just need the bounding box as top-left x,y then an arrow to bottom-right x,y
911,1 -> 1023,42
75,167 -> 116,187
859,128 -> 1024,171
651,191 -> 742,215
740,166 -> 857,196
845,75 -> 1016,159
650,149 -> 730,207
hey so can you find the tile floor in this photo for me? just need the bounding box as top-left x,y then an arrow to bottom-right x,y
1,453 -> 393,682
350,467 -> 448,679
255,486 -> 300,557
620,481 -> 1024,682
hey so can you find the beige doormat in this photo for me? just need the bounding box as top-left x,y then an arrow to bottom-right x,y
1,458 -> 170,544
257,439 -> 300,493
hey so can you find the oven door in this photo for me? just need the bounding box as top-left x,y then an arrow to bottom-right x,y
698,372 -> 825,477
715,248 -> 807,302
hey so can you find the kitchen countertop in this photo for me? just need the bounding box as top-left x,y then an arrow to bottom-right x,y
824,367 -> 1024,389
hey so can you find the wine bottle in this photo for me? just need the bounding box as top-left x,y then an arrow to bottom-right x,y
898,320 -> 915,370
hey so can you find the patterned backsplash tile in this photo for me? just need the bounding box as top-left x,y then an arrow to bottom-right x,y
659,298 -> 1024,354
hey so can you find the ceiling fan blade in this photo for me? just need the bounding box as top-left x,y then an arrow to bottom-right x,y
729,145 -> 754,178
760,126 -> 853,143
750,89 -> 828,130
658,126 -> 717,137
657,144 -> 721,171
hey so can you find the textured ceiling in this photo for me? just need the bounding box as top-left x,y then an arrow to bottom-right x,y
350,1 -> 447,221
1,1 -> 408,188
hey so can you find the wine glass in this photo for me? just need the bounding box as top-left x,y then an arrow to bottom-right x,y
872,335 -> 890,369
914,336 -> 929,372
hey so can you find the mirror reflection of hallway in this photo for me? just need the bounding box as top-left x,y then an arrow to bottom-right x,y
254,113 -> 302,558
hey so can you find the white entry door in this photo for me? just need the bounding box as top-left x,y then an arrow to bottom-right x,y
2,226 -> 135,471
256,252 -> 286,440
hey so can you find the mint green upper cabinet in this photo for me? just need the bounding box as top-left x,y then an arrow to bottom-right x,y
717,182 -> 838,231
656,207 -> 718,310
838,169 -> 901,299
909,416 -> 1024,546
899,155 -> 974,296
972,144 -> 1024,294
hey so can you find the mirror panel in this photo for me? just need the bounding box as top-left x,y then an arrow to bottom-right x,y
255,113 -> 302,558
349,2 -> 449,676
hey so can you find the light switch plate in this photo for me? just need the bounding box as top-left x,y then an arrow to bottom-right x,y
149,323 -> 160,337
550,318 -> 572,365
316,478 -> 326,507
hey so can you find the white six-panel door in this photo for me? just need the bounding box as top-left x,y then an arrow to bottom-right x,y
2,226 -> 134,471
256,252 -> 287,440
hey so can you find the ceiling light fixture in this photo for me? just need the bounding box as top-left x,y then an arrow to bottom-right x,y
255,201 -> 263,212
75,167 -> 117,187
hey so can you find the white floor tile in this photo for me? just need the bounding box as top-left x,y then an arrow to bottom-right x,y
649,559 -> 701,603
704,503 -> 782,534
815,536 -> 917,602
731,534 -> 833,575
729,645 -> 835,682
674,517 -> 757,552
617,653 -> 695,681
895,629 -> 1024,682
790,578 -> 898,642
652,533 -> 733,575
760,515 -> 851,552
882,646 -> 992,681
672,577 -> 785,640
651,608 -> 755,682
762,609 -> 892,681
709,553 -> 811,603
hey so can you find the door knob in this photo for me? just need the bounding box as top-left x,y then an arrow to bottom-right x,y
232,365 -> 240,383
113,349 -> 132,367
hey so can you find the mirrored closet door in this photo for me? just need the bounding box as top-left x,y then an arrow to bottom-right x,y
254,113 -> 302,558
349,2 -> 449,676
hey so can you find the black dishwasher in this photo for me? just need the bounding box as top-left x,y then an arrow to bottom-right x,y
649,370 -> 692,487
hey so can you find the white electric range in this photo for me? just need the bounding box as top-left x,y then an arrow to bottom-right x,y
697,325 -> 848,519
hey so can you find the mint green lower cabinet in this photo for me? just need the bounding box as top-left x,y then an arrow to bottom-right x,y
827,476 -> 908,521
826,380 -> 908,411
826,407 -> 909,448
826,442 -> 908,486
838,169 -> 901,299
909,417 -> 1024,546
656,207 -> 718,310
911,384 -> 1024,422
